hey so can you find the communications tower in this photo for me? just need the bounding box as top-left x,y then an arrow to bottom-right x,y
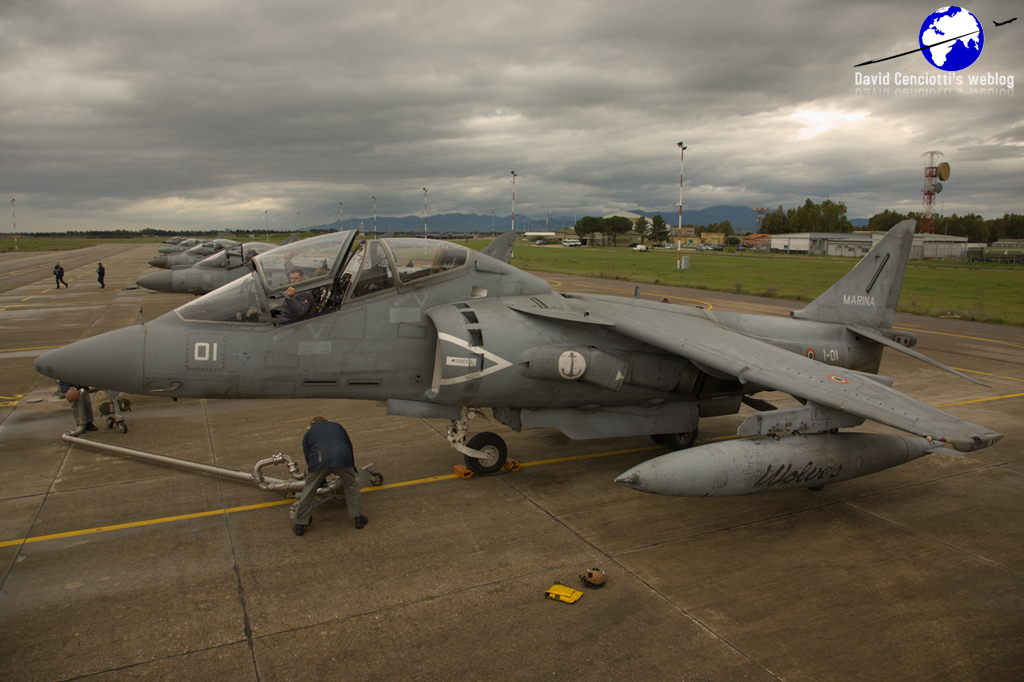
753,205 -> 769,232
920,151 -> 950,234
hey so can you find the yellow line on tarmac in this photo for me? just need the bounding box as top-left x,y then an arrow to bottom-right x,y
0,444 -> 666,548
895,325 -> 1024,351
936,392 -> 1024,408
951,367 -> 1024,383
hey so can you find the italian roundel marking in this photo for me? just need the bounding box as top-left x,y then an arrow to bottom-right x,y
827,374 -> 849,384
805,348 -> 816,360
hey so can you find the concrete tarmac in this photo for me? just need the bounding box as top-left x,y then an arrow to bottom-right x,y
1,246 -> 1022,681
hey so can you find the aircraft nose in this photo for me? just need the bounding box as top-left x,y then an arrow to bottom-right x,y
34,325 -> 146,394
148,256 -> 170,269
136,270 -> 174,293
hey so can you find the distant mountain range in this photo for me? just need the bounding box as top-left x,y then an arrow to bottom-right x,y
307,205 -> 869,234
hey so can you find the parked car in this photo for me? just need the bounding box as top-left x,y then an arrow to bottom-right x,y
632,244 -> 649,252
562,239 -> 581,247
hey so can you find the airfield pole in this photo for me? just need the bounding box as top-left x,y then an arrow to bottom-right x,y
511,171 -> 517,234
340,203 -> 343,232
264,210 -> 268,242
423,188 -> 428,238
677,142 -> 686,269
10,198 -> 16,250
372,196 -> 377,238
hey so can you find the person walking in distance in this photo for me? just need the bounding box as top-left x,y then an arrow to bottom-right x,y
97,263 -> 105,288
54,263 -> 68,288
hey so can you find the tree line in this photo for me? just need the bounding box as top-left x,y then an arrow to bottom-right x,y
862,209 -> 1024,243
758,199 -> 1024,244
758,199 -> 855,234
573,214 -> 736,245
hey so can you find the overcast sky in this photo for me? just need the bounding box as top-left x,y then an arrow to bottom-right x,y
2,0 -> 1021,232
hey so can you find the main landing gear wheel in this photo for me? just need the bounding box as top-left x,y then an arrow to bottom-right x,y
662,429 -> 698,449
464,432 -> 508,475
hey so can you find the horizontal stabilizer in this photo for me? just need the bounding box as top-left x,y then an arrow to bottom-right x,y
847,325 -> 988,387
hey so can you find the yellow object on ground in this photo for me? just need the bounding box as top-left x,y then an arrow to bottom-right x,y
545,584 -> 583,603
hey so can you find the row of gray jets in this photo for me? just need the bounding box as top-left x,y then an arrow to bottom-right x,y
38,222 -> 1002,497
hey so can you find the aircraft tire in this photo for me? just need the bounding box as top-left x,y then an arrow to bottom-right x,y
464,432 -> 508,475
662,429 -> 698,450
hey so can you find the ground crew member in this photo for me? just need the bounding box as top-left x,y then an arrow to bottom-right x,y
292,417 -> 368,536
97,263 -> 105,288
54,263 -> 68,288
59,380 -> 97,434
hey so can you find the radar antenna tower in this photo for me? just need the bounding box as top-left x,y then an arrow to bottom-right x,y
753,205 -> 769,232
920,150 -> 948,234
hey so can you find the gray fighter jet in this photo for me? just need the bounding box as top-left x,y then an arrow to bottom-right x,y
35,222 -> 1002,493
136,233 -> 301,295
156,238 -> 202,254
149,239 -> 239,269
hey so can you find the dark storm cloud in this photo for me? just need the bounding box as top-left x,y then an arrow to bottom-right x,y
1,0 -> 1021,231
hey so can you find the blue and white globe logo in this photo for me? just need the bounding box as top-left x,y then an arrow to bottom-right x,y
920,6 -> 984,71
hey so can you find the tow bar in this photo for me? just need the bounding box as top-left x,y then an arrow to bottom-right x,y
61,434 -> 384,513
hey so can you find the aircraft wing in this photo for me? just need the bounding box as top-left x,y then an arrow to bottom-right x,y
533,298 -> 1002,452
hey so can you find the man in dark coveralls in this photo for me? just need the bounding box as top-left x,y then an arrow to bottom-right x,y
96,263 -> 105,288
54,263 -> 68,288
292,417 -> 368,536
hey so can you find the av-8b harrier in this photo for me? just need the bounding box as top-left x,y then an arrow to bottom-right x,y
35,222 -> 1002,495
137,233 -> 300,296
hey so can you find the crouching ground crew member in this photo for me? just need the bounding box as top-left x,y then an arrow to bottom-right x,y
292,417 -> 368,536
59,380 -> 97,434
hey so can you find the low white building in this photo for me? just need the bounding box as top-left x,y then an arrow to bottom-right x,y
770,231 -> 967,259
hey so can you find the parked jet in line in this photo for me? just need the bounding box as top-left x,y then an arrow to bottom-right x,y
137,233 -> 300,296
36,223 -> 1001,494
149,239 -> 239,269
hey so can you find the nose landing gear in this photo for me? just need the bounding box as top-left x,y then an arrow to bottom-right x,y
446,408 -> 509,475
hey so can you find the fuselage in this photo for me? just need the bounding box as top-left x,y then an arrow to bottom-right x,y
36,235 -> 886,432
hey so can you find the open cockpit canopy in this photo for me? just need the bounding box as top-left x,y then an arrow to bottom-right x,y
175,233 -> 471,325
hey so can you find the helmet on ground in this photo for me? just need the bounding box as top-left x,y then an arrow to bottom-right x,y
580,567 -> 606,588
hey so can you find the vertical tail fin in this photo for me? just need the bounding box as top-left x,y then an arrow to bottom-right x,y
480,230 -> 516,264
791,220 -> 915,329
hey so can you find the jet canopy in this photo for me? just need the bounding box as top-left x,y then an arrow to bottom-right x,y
175,231 -> 471,325
194,241 -> 275,270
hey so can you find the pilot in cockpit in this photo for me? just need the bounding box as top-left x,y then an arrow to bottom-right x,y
272,268 -> 314,324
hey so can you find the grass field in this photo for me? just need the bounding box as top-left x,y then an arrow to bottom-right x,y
3,235 -> 1020,325
0,234 -> 293,254
500,244 -> 1024,326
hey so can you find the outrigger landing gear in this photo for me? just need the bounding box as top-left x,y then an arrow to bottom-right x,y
650,428 -> 698,449
446,407 -> 508,475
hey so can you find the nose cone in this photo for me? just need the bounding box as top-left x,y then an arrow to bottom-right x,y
149,256 -> 170,269
136,270 -> 175,293
35,326 -> 146,394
